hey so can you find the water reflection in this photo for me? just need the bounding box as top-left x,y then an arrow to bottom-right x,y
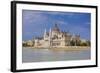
22,48 -> 90,63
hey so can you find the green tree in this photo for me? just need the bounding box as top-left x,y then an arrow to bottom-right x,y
70,40 -> 75,46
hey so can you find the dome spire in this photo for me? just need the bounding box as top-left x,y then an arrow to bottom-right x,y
53,23 -> 59,31
55,23 -> 58,27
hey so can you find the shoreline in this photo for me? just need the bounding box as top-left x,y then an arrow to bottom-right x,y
23,46 -> 90,51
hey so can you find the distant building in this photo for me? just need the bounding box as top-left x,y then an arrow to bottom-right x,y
23,40 -> 34,46
34,24 -> 80,48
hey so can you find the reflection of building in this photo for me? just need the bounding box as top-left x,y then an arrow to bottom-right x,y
34,24 -> 80,47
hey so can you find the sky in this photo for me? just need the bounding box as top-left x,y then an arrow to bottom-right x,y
22,10 -> 91,41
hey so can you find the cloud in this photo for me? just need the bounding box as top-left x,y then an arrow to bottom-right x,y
22,10 -> 50,34
23,10 -> 48,25
22,10 -> 90,40
67,24 -> 90,40
57,20 -> 67,25
45,11 -> 75,16
22,10 -> 76,28
85,22 -> 90,25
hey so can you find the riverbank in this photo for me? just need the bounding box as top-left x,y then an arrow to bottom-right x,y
23,46 -> 90,51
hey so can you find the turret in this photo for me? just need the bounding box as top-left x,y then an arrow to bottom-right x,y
49,28 -> 52,47
49,28 -> 52,38
44,28 -> 47,39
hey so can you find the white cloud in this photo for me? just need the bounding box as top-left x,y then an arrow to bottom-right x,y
57,20 -> 68,25
23,10 -> 48,24
45,11 -> 75,16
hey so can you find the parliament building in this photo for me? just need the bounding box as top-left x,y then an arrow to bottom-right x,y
34,24 -> 80,48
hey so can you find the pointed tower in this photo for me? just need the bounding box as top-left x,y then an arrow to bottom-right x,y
44,28 -> 47,40
49,28 -> 52,38
49,28 -> 52,47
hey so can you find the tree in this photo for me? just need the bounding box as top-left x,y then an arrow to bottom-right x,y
76,40 -> 81,46
86,40 -> 91,46
70,40 -> 75,46
80,42 -> 87,46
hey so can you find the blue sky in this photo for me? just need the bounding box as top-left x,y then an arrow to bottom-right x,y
22,10 -> 91,41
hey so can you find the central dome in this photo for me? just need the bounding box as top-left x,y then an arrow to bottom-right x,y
52,24 -> 60,32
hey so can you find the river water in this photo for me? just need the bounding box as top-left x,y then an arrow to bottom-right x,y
22,47 -> 90,63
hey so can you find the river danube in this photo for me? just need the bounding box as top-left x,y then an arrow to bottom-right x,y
22,47 -> 90,63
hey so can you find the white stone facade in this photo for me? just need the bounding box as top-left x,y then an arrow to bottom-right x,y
34,24 -> 80,48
